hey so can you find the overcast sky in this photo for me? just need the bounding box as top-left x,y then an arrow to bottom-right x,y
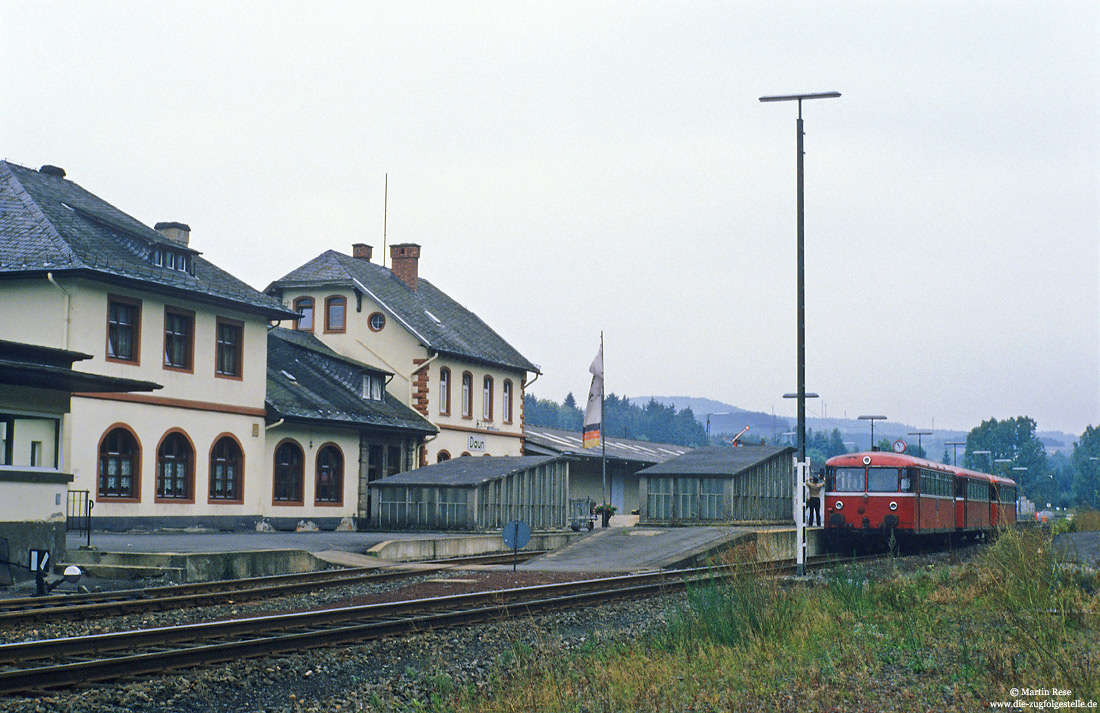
4,1 -> 1097,436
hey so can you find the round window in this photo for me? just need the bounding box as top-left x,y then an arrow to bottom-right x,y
368,312 -> 386,331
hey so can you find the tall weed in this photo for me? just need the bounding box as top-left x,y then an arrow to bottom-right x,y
662,566 -> 800,650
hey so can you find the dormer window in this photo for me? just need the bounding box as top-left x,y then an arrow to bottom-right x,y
151,247 -> 194,275
362,373 -> 384,401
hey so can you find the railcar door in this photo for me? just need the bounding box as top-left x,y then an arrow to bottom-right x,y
955,475 -> 966,531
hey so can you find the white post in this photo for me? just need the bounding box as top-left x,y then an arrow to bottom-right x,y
794,457 -> 810,576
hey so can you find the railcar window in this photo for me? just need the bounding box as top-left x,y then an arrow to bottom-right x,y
868,467 -> 900,492
832,467 -> 864,492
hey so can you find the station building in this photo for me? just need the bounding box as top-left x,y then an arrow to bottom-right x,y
636,445 -> 795,525
265,244 -> 540,465
0,162 -> 437,532
264,328 -> 436,530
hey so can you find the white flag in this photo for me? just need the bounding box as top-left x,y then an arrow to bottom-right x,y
583,344 -> 603,448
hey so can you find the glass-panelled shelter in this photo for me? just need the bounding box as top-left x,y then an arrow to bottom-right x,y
637,445 -> 795,525
370,455 -> 568,531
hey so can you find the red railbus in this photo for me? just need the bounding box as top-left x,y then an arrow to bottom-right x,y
824,451 -> 1017,547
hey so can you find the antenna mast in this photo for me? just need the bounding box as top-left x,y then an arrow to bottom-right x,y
383,173 -> 388,268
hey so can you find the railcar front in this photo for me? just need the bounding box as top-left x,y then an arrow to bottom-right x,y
824,452 -> 919,544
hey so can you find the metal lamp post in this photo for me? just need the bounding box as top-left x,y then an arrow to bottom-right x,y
760,90 -> 839,579
760,91 -> 840,465
946,441 -> 966,466
858,415 -> 887,451
972,449 -> 993,473
908,430 -> 932,457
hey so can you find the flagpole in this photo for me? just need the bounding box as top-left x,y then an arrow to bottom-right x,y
600,331 -> 608,527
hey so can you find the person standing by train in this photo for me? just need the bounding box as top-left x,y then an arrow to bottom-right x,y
806,471 -> 825,527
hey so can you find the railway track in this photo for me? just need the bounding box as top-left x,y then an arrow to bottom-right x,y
0,551 -> 909,695
0,550 -> 546,625
0,567 -> 700,695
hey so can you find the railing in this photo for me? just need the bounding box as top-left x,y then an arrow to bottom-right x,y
66,490 -> 93,548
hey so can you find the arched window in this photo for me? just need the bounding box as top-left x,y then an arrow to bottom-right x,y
157,431 -> 193,500
437,450 -> 451,463
210,436 -> 243,501
316,444 -> 343,504
461,372 -> 473,419
293,297 -> 314,332
273,441 -> 304,503
438,367 -> 451,416
325,296 -> 346,333
482,376 -> 494,421
99,426 -> 139,499
502,379 -> 513,424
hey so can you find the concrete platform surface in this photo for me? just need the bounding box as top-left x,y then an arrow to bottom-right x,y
66,530 -> 455,555
518,526 -> 754,573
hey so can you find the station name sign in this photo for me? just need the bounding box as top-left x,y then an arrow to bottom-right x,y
468,435 -> 486,453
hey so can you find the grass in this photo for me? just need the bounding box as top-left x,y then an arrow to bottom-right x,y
405,528 -> 1100,712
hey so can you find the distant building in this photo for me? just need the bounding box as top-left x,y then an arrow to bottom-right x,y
266,244 -> 540,464
636,445 -> 795,525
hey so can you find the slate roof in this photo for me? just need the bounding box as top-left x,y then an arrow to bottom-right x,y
367,455 -> 562,487
266,250 -> 539,373
266,327 -> 436,435
523,426 -> 692,465
637,445 -> 794,476
0,161 -> 294,319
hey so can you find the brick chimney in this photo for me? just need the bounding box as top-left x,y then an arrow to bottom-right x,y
155,221 -> 191,246
390,243 -> 421,290
352,243 -> 373,262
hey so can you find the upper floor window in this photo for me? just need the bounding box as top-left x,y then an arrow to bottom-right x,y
209,436 -> 242,501
315,444 -> 343,504
502,379 -> 513,424
362,373 -> 384,400
107,296 -> 141,363
482,376 -> 494,421
163,307 -> 194,371
368,312 -> 386,331
273,441 -> 304,503
215,318 -> 243,378
439,367 -> 451,415
294,297 -> 314,332
325,296 -> 347,333
157,431 -> 193,500
98,426 -> 139,499
461,372 -> 472,419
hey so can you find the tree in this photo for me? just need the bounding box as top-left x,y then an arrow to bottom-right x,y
1071,425 -> 1100,509
964,417 -> 1051,502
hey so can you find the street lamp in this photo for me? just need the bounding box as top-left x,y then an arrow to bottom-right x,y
858,415 -> 887,451
760,91 -> 840,466
908,430 -> 932,457
972,449 -> 993,473
946,441 -> 966,467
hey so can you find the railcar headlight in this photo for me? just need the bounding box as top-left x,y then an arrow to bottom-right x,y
889,501 -> 898,511
834,500 -> 843,510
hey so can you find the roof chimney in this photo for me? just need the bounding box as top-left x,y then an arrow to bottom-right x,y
390,243 -> 421,290
39,165 -> 66,178
155,221 -> 191,246
352,243 -> 373,262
